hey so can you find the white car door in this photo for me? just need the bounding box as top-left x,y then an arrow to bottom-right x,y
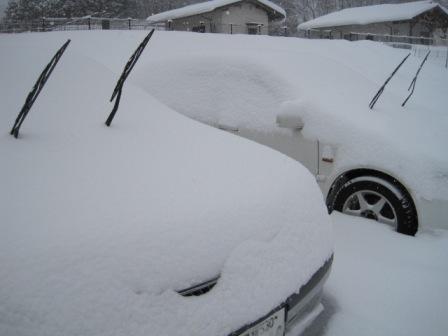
217,124 -> 319,176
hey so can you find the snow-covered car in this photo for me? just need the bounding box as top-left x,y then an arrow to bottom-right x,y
132,32 -> 448,236
0,33 -> 333,336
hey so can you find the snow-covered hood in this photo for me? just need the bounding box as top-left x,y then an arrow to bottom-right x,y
0,33 -> 333,336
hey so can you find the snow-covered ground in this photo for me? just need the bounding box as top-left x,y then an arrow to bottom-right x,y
305,213 -> 448,336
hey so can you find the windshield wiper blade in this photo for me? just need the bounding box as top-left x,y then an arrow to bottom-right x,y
10,39 -> 71,138
369,53 -> 411,110
401,50 -> 431,107
105,29 -> 155,127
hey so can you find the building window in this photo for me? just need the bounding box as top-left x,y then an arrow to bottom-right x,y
192,25 -> 206,33
192,21 -> 206,33
247,23 -> 263,35
248,26 -> 258,34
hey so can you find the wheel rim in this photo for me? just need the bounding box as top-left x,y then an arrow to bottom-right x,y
342,190 -> 397,227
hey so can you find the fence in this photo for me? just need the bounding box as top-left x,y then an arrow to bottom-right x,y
302,29 -> 448,68
0,17 -> 164,33
0,17 -> 289,36
168,22 -> 272,35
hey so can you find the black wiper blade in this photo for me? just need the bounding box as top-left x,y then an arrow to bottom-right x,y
369,53 -> 411,110
105,29 -> 155,127
401,51 -> 431,107
10,39 -> 71,138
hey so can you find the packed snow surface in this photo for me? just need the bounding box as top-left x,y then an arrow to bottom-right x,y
106,31 -> 447,203
0,32 -> 333,336
147,0 -> 286,22
298,1 -> 448,30
305,213 -> 448,336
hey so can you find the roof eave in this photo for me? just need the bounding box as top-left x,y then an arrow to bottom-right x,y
147,0 -> 286,23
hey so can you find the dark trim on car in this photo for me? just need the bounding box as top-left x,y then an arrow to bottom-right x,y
178,276 -> 220,296
286,255 -> 333,313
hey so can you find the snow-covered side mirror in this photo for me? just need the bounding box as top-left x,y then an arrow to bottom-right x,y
276,113 -> 304,130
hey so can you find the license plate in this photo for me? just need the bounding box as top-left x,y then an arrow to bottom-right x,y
238,308 -> 285,336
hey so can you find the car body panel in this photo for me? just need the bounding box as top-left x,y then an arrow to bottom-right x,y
214,124 -> 445,230
215,123 -> 319,175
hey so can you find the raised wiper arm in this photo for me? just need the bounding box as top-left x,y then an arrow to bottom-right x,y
10,39 -> 71,138
369,53 -> 411,110
105,29 -> 155,127
401,51 -> 431,107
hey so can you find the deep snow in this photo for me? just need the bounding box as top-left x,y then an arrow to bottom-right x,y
305,213 -> 448,336
1,29 -> 447,336
0,32 -> 333,336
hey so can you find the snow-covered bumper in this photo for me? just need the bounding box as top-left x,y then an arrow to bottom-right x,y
229,256 -> 333,336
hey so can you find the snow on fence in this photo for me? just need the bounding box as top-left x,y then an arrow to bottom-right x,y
0,17 -> 164,34
303,29 -> 448,68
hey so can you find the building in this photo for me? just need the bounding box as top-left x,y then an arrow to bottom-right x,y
147,0 -> 285,35
298,1 -> 448,40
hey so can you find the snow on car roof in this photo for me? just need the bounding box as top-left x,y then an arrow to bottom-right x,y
0,31 -> 332,336
147,0 -> 286,23
298,1 -> 448,30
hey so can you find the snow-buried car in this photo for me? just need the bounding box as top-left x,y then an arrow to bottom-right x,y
130,31 -> 448,236
0,33 -> 333,336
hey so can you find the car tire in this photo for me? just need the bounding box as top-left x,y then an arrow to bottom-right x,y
328,175 -> 418,236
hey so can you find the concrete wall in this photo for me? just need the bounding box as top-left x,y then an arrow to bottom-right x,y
167,0 -> 270,35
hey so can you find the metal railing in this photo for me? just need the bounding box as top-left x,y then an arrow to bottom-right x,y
0,17 -> 164,33
0,17 -> 289,36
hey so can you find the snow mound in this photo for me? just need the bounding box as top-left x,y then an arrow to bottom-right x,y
0,32 -> 332,336
324,212 -> 448,336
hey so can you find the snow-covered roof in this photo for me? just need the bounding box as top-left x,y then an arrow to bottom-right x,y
147,0 -> 285,23
298,0 -> 448,30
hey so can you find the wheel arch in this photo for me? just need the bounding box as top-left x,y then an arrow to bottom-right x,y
326,168 -> 419,235
326,168 -> 416,215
